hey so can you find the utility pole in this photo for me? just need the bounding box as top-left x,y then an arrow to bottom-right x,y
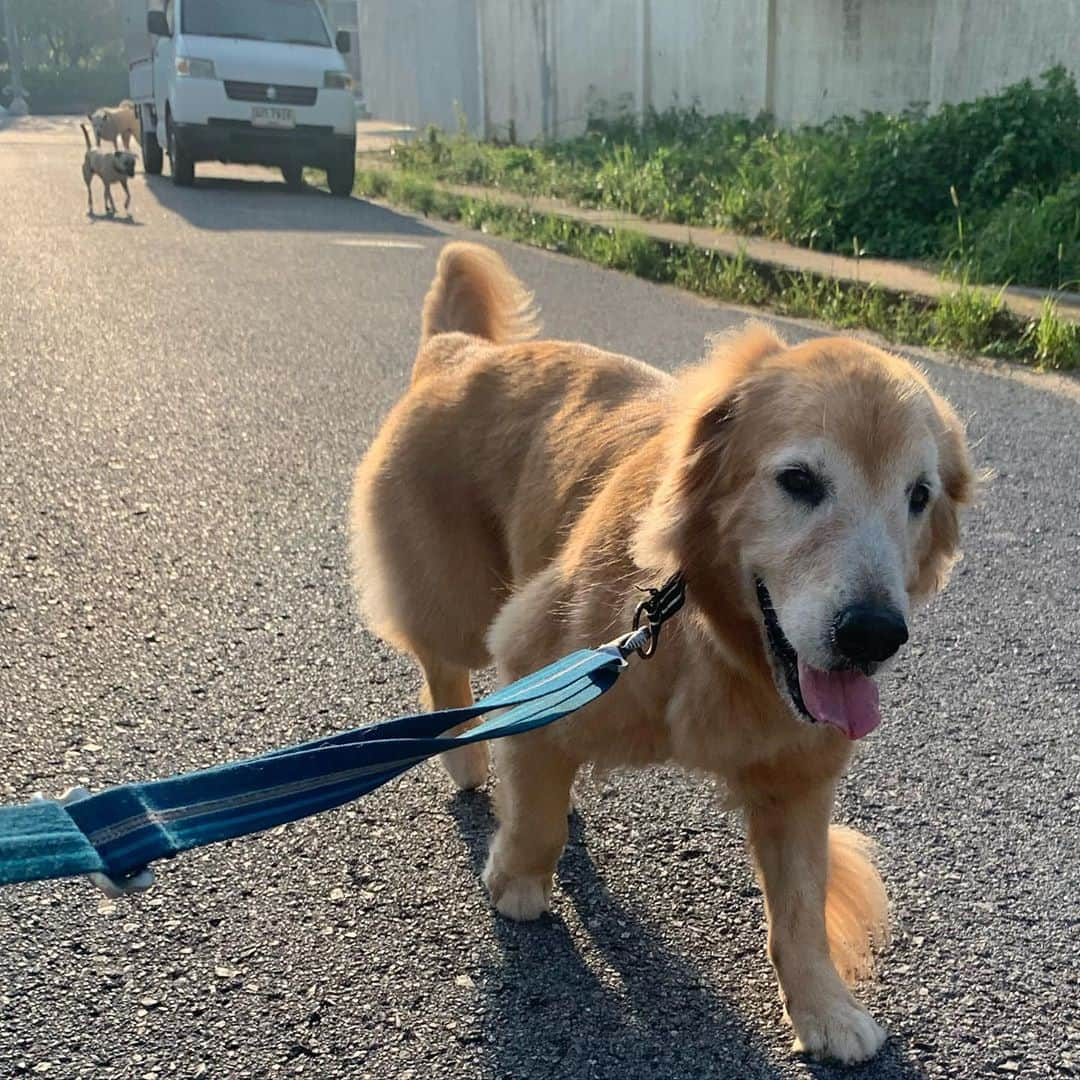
1,0 -> 28,115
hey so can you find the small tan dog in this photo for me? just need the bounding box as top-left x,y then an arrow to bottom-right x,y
349,243 -> 974,1063
81,124 -> 136,216
89,100 -> 139,151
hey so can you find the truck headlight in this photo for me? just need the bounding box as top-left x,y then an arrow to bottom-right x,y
176,57 -> 216,79
323,70 -> 353,91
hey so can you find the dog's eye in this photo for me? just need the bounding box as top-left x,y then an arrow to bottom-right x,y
776,466 -> 827,507
908,480 -> 931,515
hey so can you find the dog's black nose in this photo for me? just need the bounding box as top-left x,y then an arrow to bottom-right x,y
833,604 -> 909,664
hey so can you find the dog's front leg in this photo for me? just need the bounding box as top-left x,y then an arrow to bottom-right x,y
482,731 -> 577,921
121,178 -> 131,211
104,182 -> 115,215
746,783 -> 885,1064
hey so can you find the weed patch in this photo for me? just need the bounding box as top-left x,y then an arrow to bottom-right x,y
353,169 -> 1080,372
388,68 -> 1080,291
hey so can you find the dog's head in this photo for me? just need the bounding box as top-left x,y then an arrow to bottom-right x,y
113,150 -> 137,177
89,109 -> 107,139
637,325 -> 974,740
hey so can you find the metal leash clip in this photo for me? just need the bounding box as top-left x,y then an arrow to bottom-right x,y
30,788 -> 156,899
626,571 -> 687,659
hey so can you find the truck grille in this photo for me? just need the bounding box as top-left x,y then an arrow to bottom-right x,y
224,81 -> 317,106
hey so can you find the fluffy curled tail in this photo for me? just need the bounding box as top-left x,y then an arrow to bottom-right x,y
826,825 -> 890,983
420,242 -> 540,347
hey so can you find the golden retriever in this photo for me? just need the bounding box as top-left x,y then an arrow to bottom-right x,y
349,242 -> 973,1063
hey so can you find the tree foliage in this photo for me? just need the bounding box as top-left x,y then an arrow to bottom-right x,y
12,0 -> 124,69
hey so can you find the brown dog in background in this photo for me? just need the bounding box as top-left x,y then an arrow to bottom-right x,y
89,100 -> 140,151
81,123 -> 136,216
349,242 -> 973,1063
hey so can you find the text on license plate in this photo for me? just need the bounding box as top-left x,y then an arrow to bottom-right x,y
252,106 -> 295,128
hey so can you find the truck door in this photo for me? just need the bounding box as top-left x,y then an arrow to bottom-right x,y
154,0 -> 177,132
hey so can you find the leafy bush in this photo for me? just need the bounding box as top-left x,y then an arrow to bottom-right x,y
392,68 -> 1080,289
10,63 -> 129,113
971,175 -> 1080,289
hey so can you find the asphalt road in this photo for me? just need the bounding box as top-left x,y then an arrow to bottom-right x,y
0,116 -> 1077,1080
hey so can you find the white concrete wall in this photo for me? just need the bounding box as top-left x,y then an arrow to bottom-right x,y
479,0 -> 642,140
357,0 -> 479,135
770,0 -> 937,125
928,0 -> 1080,108
648,1 -> 769,119
357,0 -> 1080,138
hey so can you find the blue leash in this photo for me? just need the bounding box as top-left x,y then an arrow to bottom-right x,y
0,574 -> 686,895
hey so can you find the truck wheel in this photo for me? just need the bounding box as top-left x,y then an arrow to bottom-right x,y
281,163 -> 304,190
168,121 -> 195,187
141,121 -> 164,176
326,152 -> 355,197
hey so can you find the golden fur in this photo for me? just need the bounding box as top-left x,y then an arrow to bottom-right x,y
89,100 -> 139,151
349,242 -> 973,1063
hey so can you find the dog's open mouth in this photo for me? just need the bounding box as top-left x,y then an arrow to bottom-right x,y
754,578 -> 881,741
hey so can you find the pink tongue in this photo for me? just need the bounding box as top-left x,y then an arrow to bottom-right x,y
797,660 -> 881,740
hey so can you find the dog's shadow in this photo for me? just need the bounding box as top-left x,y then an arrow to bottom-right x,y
86,210 -> 143,226
449,790 -> 928,1080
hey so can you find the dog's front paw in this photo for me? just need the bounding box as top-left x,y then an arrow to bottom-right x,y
789,994 -> 886,1064
439,744 -> 489,791
482,857 -> 551,921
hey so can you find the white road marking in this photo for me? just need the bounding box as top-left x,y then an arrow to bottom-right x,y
333,239 -> 425,249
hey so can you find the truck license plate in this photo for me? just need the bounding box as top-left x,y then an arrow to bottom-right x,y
252,106 -> 295,128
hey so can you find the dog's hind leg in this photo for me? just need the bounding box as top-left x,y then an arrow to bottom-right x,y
416,652 -> 489,790
350,443 -> 510,791
482,729 -> 577,921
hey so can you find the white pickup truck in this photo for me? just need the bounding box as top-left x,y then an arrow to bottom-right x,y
125,0 -> 357,193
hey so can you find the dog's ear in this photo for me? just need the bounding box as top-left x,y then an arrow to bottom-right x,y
910,391 -> 975,598
634,324 -> 786,571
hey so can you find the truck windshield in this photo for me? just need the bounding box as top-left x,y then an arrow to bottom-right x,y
181,0 -> 331,47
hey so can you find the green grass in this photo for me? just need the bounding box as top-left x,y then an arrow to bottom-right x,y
930,282 -> 1009,356
387,67 -> 1080,292
1022,298 -> 1080,370
353,167 -> 1080,371
968,175 -> 1080,290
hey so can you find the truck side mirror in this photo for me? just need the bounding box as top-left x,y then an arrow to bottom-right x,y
335,30 -> 351,54
147,10 -> 171,37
